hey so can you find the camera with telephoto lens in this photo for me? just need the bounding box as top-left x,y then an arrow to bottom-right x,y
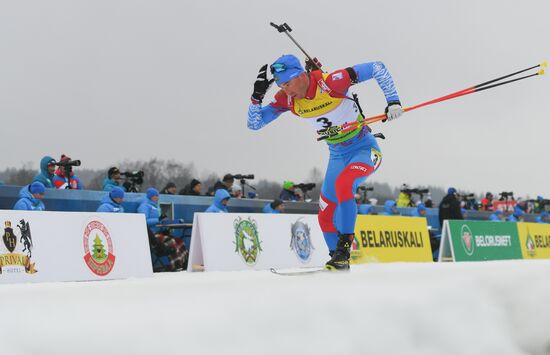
55,159 -> 81,167
358,186 -> 374,192
232,174 -> 254,180
294,183 -> 316,191
121,170 -> 145,192
53,159 -> 82,189
499,191 -> 514,199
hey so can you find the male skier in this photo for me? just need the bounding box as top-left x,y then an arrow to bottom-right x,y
247,54 -> 403,270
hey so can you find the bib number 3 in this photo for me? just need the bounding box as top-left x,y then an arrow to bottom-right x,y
316,117 -> 333,129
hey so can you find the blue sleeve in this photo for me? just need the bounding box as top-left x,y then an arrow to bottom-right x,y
247,103 -> 284,130
97,204 -> 111,213
14,200 -> 27,210
353,61 -> 400,103
137,204 -> 157,226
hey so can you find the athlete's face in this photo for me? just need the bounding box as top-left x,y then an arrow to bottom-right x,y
279,73 -> 309,99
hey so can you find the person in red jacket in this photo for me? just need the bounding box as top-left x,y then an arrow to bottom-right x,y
52,154 -> 84,190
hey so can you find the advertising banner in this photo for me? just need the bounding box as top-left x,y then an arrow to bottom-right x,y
517,222 -> 550,259
351,215 -> 433,263
0,210 -> 152,284
439,220 -> 522,262
188,213 -> 328,272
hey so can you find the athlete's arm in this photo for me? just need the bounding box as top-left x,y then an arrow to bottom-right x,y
352,61 -> 400,103
247,91 -> 289,130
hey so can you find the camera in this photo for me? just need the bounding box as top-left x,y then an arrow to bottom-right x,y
358,186 -> 374,191
499,191 -> 514,199
294,183 -> 316,191
55,159 -> 81,167
232,174 -> 254,180
121,170 -> 145,192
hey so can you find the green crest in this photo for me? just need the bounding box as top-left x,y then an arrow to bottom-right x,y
233,217 -> 262,265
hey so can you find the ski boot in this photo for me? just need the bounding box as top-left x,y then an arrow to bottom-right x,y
325,233 -> 354,271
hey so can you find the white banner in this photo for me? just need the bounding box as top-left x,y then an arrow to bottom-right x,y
188,213 -> 329,272
0,210 -> 152,284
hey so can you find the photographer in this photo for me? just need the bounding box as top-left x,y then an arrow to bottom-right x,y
103,167 -> 126,192
396,184 -> 414,207
279,181 -> 302,202
52,154 -> 83,190
480,192 -> 494,211
438,187 -> 463,226
208,174 -> 234,196
179,179 -> 202,196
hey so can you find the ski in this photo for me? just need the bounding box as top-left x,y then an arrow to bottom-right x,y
269,267 -> 329,276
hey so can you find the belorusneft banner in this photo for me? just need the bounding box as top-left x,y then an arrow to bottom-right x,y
188,213 -> 328,272
0,211 -> 152,284
439,220 -> 522,262
517,222 -> 550,259
351,215 -> 433,263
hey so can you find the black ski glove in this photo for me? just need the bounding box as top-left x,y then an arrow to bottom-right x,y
251,64 -> 274,104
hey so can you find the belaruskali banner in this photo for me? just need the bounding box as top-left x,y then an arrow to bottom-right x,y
188,213 -> 329,271
0,210 -> 152,284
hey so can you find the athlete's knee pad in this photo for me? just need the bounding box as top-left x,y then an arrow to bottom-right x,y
335,163 -> 374,202
318,194 -> 337,233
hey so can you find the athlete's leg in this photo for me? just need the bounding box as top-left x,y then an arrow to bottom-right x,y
318,155 -> 346,252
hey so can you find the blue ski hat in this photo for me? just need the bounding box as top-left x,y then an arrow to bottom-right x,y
30,181 -> 45,195
271,54 -> 305,85
146,187 -> 159,200
448,187 -> 457,195
110,187 -> 124,200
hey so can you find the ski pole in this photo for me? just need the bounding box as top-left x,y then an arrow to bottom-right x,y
318,61 -> 547,141
270,22 -> 323,72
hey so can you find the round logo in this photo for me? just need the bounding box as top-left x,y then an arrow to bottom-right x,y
83,220 -> 116,276
233,217 -> 262,266
461,225 -> 475,256
290,219 -> 314,263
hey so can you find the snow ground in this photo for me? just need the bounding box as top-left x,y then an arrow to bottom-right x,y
1,261 -> 550,355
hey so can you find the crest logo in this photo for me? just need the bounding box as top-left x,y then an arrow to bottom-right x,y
290,219 -> 314,263
461,225 -> 475,256
525,229 -> 536,257
83,220 -> 116,276
0,219 -> 38,274
233,217 -> 262,266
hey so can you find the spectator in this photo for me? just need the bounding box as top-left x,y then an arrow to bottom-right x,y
14,182 -> 46,211
97,187 -> 125,213
506,205 -> 524,222
461,208 -> 469,220
205,189 -> 230,213
438,187 -> 463,226
52,154 -> 83,190
381,200 -> 399,216
534,196 -> 545,213
358,204 -> 373,215
536,211 -> 550,224
32,156 -> 56,188
179,179 -> 202,196
231,184 -> 243,199
424,196 -> 434,208
480,192 -> 494,211
103,167 -> 125,192
263,199 -> 285,214
488,209 -> 504,222
138,187 -> 187,271
160,182 -> 177,195
208,174 -> 234,196
279,180 -> 301,201
411,203 -> 427,217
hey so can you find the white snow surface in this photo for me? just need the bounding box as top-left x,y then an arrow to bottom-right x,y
2,261 -> 550,355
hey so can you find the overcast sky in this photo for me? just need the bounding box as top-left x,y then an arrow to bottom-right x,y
1,0 -> 548,197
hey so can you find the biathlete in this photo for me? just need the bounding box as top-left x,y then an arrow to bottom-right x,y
247,54 -> 403,270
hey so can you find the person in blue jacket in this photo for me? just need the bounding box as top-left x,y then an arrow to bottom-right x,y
205,188 -> 231,213
411,203 -> 427,217
138,187 -> 162,233
488,209 -> 504,222
507,205 -> 524,222
103,167 -> 126,192
97,187 -> 125,213
14,182 -> 46,211
357,204 -> 372,215
138,187 -> 187,271
380,200 -> 399,216
263,199 -> 285,214
32,156 -> 56,188
536,211 -> 550,224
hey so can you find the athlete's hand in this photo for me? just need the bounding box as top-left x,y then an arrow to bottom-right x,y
383,101 -> 403,122
251,64 -> 274,104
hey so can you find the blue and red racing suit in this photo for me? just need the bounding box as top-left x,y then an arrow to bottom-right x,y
247,61 -> 400,252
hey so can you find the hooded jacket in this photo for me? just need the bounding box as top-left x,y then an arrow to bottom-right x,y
536,212 -> 549,224
262,202 -> 280,214
103,178 -> 125,192
138,196 -> 161,233
32,156 -> 55,188
206,189 -> 230,213
13,185 -> 46,211
97,194 -> 124,213
52,169 -> 83,189
489,211 -> 503,222
381,200 -> 398,216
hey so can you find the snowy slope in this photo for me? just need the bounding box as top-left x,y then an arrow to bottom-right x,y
1,261 -> 550,355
